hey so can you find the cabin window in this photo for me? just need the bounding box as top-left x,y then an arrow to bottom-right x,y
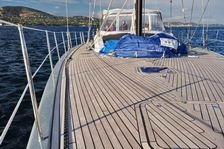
103,15 -> 132,32
103,16 -> 116,31
119,16 -> 131,31
143,15 -> 150,31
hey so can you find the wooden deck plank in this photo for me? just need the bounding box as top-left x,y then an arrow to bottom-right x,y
148,102 -> 218,148
68,64 -> 77,148
112,60 -> 178,102
146,105 -> 189,148
84,64 -> 124,149
185,59 -> 199,101
200,104 -> 210,121
85,59 -> 140,148
69,61 -> 86,149
85,59 -> 136,149
152,103 -> 211,148
63,46 -> 224,148
213,104 -> 224,135
81,64 -> 115,149
146,103 -> 198,148
207,104 -> 222,133
204,62 -> 224,101
151,119 -> 179,148
160,103 -> 204,133
89,58 -> 138,120
73,69 -> 95,148
77,59 -> 106,149
193,60 -> 217,101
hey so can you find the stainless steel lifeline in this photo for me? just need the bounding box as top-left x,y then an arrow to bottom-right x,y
61,32 -> 67,53
18,24 -> 44,145
46,30 -> 55,87
0,19 -> 90,146
75,32 -> 78,46
54,32 -> 61,60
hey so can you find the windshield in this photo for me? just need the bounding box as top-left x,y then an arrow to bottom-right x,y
103,15 -> 132,31
150,14 -> 164,31
102,10 -> 164,32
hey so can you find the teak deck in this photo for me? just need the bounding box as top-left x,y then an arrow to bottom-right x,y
59,45 -> 224,149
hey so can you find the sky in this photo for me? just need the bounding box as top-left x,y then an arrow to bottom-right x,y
0,0 -> 223,24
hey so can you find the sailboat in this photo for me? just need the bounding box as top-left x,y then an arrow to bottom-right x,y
0,0 -> 224,148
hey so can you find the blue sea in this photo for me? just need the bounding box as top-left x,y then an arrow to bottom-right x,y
0,26 -> 88,149
0,26 -> 224,149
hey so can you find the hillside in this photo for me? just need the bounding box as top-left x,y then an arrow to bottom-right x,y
0,6 -> 52,18
0,6 -> 99,26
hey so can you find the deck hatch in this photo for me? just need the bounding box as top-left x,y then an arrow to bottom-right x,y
139,66 -> 168,73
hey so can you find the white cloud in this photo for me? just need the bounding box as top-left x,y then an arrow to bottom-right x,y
43,0 -> 79,4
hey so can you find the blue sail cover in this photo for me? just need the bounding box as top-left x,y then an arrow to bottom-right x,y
115,33 -> 178,58
99,40 -> 119,54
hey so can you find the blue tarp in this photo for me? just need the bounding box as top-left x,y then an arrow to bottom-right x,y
99,40 -> 119,54
99,33 -> 187,58
115,33 -> 178,58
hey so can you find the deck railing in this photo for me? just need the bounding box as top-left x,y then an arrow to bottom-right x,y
0,19 -> 94,146
168,27 -> 224,54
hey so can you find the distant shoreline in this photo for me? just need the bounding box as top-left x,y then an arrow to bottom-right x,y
1,6 -> 224,27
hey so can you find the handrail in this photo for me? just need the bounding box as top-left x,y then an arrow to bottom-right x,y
171,27 -> 224,47
19,24 -> 44,142
0,19 -> 90,35
0,19 -> 18,27
0,19 -> 92,146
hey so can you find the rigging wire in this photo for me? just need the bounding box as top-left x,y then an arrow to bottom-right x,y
169,0 -> 173,33
202,0 -> 205,47
65,0 -> 71,49
87,0 -> 97,42
88,1 -> 91,43
189,0 -> 195,24
181,0 -> 187,23
90,0 -> 128,49
91,0 -> 96,18
104,0 -> 129,32
187,0 -> 195,42
100,0 -> 102,27
181,0 -> 188,46
100,0 -> 114,30
143,0 -> 146,35
65,0 -> 69,33
187,0 -> 210,44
